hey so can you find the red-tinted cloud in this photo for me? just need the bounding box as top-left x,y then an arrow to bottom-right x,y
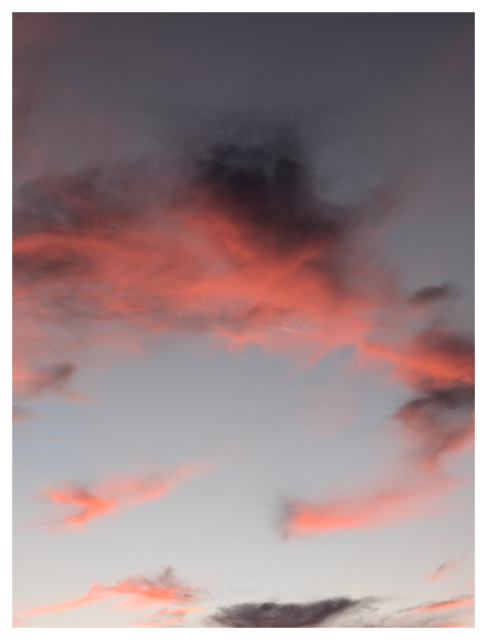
12,132 -> 399,400
282,324 -> 473,538
409,595 -> 474,614
38,464 -> 206,530
13,135 -> 473,411
281,473 -> 455,537
14,568 -> 204,626
13,126 -> 474,540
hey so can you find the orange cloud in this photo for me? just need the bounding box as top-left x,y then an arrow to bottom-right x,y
281,472 -> 456,537
410,595 -> 474,614
13,143 -> 473,419
39,464 -> 206,530
13,130 -> 474,541
14,568 -> 204,626
362,329 -> 474,390
12,137 -> 399,401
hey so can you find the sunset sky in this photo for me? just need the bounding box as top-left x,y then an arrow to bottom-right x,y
12,11 -> 475,630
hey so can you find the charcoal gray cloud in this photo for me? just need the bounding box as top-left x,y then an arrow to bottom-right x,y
207,597 -> 364,628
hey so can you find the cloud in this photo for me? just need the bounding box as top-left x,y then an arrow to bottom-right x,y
13,403 -> 36,422
12,116 -> 474,539
406,595 -> 474,614
280,473 -> 454,537
395,384 -> 474,472
21,361 -> 76,395
362,328 -> 474,391
428,555 -> 466,582
342,595 -> 474,628
283,325 -> 474,537
409,283 -> 457,306
132,606 -> 207,627
37,464 -> 206,530
13,121 -> 400,400
207,597 -> 365,628
13,121 -> 472,399
14,568 -> 204,626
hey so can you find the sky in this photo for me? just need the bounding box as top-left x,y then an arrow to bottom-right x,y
12,10 -> 475,631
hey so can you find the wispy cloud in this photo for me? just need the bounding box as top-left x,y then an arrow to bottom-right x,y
36,464 -> 207,530
340,594 -> 473,628
14,567 -> 205,626
12,403 -> 36,422
132,606 -> 207,627
428,555 -> 466,582
280,472 -> 456,537
406,595 -> 474,614
282,324 -> 474,537
408,283 -> 458,306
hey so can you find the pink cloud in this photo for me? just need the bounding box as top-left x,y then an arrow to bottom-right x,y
409,595 -> 474,614
132,606 -> 207,627
281,473 -> 455,537
14,568 -> 204,626
38,464 -> 207,530
13,132 -> 474,543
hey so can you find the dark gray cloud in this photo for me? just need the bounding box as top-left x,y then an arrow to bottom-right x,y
12,116 -> 396,333
25,361 -> 76,396
409,283 -> 458,306
207,597 -> 365,628
395,383 -> 474,470
12,403 -> 36,422
193,124 -> 354,252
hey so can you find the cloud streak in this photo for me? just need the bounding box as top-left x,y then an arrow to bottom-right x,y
280,471 -> 456,537
132,606 -> 207,627
14,568 -> 204,626
37,464 -> 206,530
407,595 -> 474,614
428,556 -> 466,582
